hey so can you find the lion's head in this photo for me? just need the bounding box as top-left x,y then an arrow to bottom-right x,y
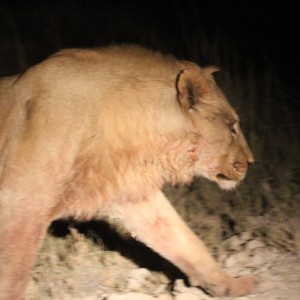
176,67 -> 254,190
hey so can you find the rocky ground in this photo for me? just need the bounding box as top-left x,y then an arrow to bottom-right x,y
24,229 -> 300,300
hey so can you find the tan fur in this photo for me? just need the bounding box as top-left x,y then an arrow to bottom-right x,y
0,45 -> 255,299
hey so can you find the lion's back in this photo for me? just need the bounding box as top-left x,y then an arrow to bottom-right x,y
0,46 -> 191,185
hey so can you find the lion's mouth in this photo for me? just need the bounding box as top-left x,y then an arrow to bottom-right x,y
216,173 -> 233,181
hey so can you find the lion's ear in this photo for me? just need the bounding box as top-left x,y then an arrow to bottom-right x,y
176,68 -> 211,112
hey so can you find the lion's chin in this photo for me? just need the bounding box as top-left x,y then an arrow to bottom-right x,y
214,173 -> 239,190
217,179 -> 239,191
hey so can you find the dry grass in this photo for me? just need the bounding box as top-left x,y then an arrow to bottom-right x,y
25,228 -> 169,299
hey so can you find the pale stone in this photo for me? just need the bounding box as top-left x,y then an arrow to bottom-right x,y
246,239 -> 265,250
225,254 -> 238,268
175,292 -> 210,300
157,294 -> 173,300
172,279 -> 211,299
172,279 -> 188,293
126,268 -> 152,291
228,235 -> 244,251
107,292 -> 155,300
240,231 -> 252,242
225,252 -> 250,268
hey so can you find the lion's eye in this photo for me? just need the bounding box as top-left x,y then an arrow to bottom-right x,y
229,123 -> 238,135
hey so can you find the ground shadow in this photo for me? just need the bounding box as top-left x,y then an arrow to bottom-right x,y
49,219 -> 187,284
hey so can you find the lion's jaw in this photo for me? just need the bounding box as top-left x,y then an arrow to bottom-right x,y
191,138 -> 251,191
195,161 -> 247,190
210,165 -> 246,190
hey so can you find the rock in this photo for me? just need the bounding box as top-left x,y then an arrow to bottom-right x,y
172,279 -> 211,300
154,284 -> 169,295
225,253 -> 238,268
240,231 -> 252,242
249,247 -> 281,269
174,291 -> 211,300
246,239 -> 265,250
157,294 -> 173,300
126,268 -> 152,291
248,255 -> 263,268
129,268 -> 152,279
107,292 -> 155,300
174,293 -> 203,300
225,252 -> 250,268
227,235 -> 244,251
172,279 -> 188,293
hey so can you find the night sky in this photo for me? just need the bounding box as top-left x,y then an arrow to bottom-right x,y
0,1 -> 299,94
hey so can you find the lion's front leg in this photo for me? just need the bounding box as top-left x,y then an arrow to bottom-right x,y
112,190 -> 255,297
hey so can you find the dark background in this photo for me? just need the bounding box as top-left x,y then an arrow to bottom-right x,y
0,1 -> 299,94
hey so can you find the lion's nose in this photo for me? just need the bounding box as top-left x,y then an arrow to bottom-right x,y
247,151 -> 255,165
247,160 -> 254,166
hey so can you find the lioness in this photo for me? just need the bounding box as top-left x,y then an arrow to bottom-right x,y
0,45 -> 254,299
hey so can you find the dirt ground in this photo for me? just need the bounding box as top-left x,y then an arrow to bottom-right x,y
24,228 -> 300,300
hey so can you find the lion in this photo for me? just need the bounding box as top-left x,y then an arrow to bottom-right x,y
0,45 -> 255,299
